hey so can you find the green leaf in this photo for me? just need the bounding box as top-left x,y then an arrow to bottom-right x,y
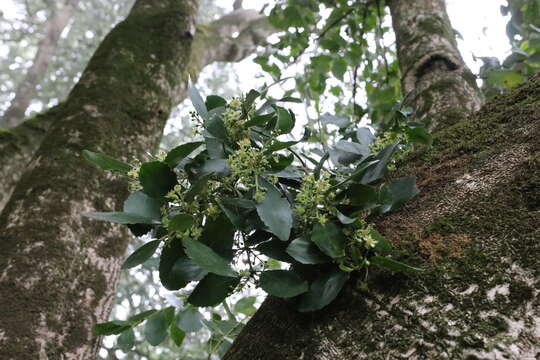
360,143 -> 399,184
275,106 -> 294,134
177,308 -> 204,333
379,176 -> 420,213
331,57 -> 347,80
183,238 -> 237,277
170,323 -> 186,347
159,239 -> 190,290
345,184 -> 379,209
297,269 -> 349,312
256,239 -> 295,263
286,237 -> 331,264
311,223 -> 346,258
405,124 -> 432,147
123,191 -> 162,221
244,89 -> 261,110
188,82 -> 207,117
320,113 -> 350,129
198,159 -> 230,177
145,308 -> 174,346
265,140 -> 299,152
164,142 -> 203,168
168,213 -> 195,232
139,161 -> 177,198
245,112 -> 274,127
199,215 -> 235,260
206,95 -> 227,111
233,296 -> 257,315
122,240 -> 161,269
93,321 -> 130,335
487,69 -> 524,88
169,256 -> 208,284
82,212 -> 158,225
256,183 -> 292,241
371,229 -> 392,255
259,270 -> 308,298
356,127 -> 375,146
82,150 -> 132,172
205,112 -> 227,140
370,256 -> 423,272
128,309 -> 158,324
188,274 -> 240,307
117,328 -> 135,353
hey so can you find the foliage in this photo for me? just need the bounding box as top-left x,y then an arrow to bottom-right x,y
83,83 -> 428,355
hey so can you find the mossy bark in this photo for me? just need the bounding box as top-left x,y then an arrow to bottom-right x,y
0,0 -> 198,359
387,0 -> 482,131
0,8 -> 275,215
223,73 -> 540,360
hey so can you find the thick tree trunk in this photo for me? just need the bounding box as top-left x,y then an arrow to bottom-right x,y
1,0 -> 79,129
0,9 -> 274,213
387,0 -> 482,131
223,73 -> 540,360
0,0 -> 199,358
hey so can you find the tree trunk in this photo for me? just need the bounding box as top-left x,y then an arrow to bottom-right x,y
387,0 -> 481,131
1,0 -> 79,129
0,0 -> 200,358
223,2 -> 538,359
0,9 -> 274,213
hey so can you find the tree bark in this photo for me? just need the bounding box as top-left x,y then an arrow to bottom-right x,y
223,72 -> 540,360
1,0 -> 79,129
0,0 -> 199,358
387,0 -> 482,131
0,9 -> 274,213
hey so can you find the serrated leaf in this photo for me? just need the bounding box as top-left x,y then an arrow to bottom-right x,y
297,269 -> 349,312
259,270 -> 308,298
183,238 -> 237,277
168,213 -> 195,232
122,240 -> 161,269
82,212 -> 158,225
139,161 -> 177,198
164,142 -> 203,168
286,237 -> 331,264
117,328 -> 135,353
370,256 -> 423,272
188,274 -> 240,307
311,223 -> 346,258
256,183 -> 292,241
82,150 -> 132,172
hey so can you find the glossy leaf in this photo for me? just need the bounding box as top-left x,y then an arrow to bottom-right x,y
188,274 -> 240,307
144,308 -> 174,346
206,95 -> 227,110
234,296 -> 257,315
164,142 -> 203,168
82,150 -> 131,172
139,161 -> 177,198
159,239 -> 189,290
311,223 -> 346,258
122,240 -> 161,269
183,238 -> 237,277
123,191 -> 162,221
188,82 -> 207,117
170,323 -> 186,347
286,237 -> 331,264
93,321 -> 130,335
168,213 -> 195,232
297,269 -> 349,312
360,143 -> 399,184
259,270 -> 308,298
275,106 -> 294,134
256,183 -> 292,241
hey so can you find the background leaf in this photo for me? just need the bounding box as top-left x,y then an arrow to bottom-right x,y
82,150 -> 132,172
259,270 -> 308,298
